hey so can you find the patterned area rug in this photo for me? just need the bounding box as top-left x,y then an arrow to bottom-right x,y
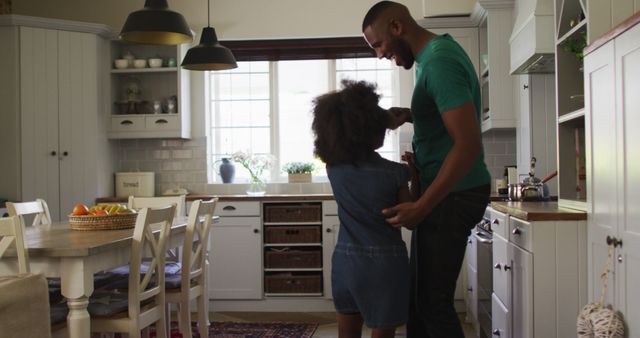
162,321 -> 318,338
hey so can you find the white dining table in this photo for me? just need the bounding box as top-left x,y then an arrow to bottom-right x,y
0,216 -> 190,338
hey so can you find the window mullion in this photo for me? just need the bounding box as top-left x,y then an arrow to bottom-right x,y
269,61 -> 280,182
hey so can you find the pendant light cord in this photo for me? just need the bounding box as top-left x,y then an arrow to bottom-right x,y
207,0 -> 211,27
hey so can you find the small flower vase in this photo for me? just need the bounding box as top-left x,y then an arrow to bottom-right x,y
246,177 -> 266,196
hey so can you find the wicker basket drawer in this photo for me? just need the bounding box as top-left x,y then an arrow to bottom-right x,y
264,273 -> 322,294
264,204 -> 321,223
265,226 -> 321,244
265,249 -> 322,268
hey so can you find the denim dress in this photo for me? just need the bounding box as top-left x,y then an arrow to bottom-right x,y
327,153 -> 410,328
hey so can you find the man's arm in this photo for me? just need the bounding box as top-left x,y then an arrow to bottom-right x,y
383,101 -> 481,228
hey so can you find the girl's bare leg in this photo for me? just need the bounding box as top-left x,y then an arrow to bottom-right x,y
337,313 -> 364,338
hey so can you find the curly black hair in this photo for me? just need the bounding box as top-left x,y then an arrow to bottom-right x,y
312,79 -> 389,165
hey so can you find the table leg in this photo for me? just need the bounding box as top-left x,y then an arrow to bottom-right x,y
60,258 -> 94,338
67,297 -> 90,337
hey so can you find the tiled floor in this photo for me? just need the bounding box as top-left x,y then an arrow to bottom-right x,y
210,312 -> 476,338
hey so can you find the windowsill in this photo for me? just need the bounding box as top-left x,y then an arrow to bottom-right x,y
205,182 -> 333,196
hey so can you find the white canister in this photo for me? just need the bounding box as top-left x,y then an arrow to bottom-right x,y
115,172 -> 155,197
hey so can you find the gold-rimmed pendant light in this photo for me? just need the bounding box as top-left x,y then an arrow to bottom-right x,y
120,0 -> 193,45
181,0 -> 237,70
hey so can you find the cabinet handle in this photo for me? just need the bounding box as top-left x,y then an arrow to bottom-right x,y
523,84 -> 529,90
50,151 -> 57,156
493,329 -> 501,336
155,119 -> 168,124
468,239 -> 473,244
606,235 -> 623,248
222,205 -> 236,211
326,228 -> 332,233
120,120 -> 133,125
503,264 -> 511,271
494,263 -> 502,270
512,228 -> 521,235
63,151 -> 68,157
618,255 -> 623,263
253,228 -> 259,234
492,219 -> 499,226
467,287 -> 473,292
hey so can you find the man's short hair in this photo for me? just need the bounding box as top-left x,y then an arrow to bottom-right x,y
362,1 -> 403,31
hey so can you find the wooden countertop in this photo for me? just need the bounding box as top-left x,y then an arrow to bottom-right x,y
490,201 -> 587,221
96,194 -> 335,204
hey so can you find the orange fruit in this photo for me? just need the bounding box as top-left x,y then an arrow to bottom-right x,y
91,209 -> 108,216
72,204 -> 89,216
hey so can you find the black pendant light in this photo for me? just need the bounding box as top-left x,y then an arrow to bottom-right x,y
181,0 -> 237,71
120,0 -> 193,45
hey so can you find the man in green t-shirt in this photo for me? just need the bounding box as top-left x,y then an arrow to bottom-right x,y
362,2 -> 491,337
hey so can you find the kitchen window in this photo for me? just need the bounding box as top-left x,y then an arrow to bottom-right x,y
207,38 -> 402,183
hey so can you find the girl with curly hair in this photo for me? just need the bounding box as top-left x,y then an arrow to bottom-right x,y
312,79 -> 418,338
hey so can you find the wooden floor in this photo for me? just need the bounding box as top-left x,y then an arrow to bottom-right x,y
210,312 -> 476,338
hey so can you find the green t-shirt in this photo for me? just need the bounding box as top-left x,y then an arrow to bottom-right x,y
411,34 -> 490,192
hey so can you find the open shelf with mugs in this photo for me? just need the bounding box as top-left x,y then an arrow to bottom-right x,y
108,40 -> 191,139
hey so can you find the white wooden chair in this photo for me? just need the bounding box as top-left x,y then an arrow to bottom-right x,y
6,199 -> 52,226
90,204 -> 176,338
165,198 -> 217,338
0,216 -> 29,274
128,195 -> 186,218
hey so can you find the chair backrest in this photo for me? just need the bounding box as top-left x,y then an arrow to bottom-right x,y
181,198 -> 218,289
0,216 -> 30,274
128,195 -> 186,218
6,199 -> 52,226
128,204 -> 176,318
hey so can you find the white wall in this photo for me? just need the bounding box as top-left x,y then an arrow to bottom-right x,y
13,0 -> 424,39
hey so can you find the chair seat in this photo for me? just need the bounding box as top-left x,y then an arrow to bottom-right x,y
101,262 -> 182,290
87,291 -> 129,317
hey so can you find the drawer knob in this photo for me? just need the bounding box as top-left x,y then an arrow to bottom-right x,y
492,219 -> 499,225
503,264 -> 511,271
494,263 -> 502,270
326,228 -> 332,233
155,119 -> 168,124
467,287 -> 473,292
120,120 -> 133,125
606,235 -> 623,248
253,228 -> 259,234
493,329 -> 501,336
512,228 -> 521,235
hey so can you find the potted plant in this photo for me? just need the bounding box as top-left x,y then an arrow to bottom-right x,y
282,162 -> 315,183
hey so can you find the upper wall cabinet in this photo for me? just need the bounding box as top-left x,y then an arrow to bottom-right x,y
108,41 -> 191,139
587,0 -> 640,43
422,0 -> 476,18
419,1 -> 516,133
478,0 -> 516,133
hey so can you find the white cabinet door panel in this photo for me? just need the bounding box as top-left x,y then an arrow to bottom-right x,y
209,216 -> 262,299
492,293 -> 510,338
493,235 -> 510,307
322,215 -> 339,299
511,243 -> 533,338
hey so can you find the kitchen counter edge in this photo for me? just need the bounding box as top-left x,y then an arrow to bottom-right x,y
490,201 -> 587,221
96,194 -> 335,204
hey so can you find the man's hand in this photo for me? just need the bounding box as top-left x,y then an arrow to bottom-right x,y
382,201 -> 429,230
387,107 -> 412,129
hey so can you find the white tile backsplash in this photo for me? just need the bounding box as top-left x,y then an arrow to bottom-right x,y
114,130 -> 515,196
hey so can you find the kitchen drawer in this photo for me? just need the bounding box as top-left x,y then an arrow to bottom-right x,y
492,235 -> 510,307
492,293 -> 511,338
264,272 -> 322,294
111,116 -> 145,131
489,207 -> 509,240
215,201 -> 260,217
265,249 -> 321,269
264,203 -> 321,223
509,216 -> 532,252
466,233 -> 478,270
323,201 -> 338,216
145,115 -> 179,130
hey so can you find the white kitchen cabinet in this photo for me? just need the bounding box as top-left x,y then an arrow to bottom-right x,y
107,41 -> 190,139
585,18 -> 640,336
516,75 -> 557,193
209,201 -> 263,299
478,0 -> 516,132
0,16 -> 113,221
587,0 -> 640,43
322,200 -> 339,300
488,206 -> 586,337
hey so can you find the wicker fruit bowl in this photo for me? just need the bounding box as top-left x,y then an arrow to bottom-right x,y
68,213 -> 138,231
